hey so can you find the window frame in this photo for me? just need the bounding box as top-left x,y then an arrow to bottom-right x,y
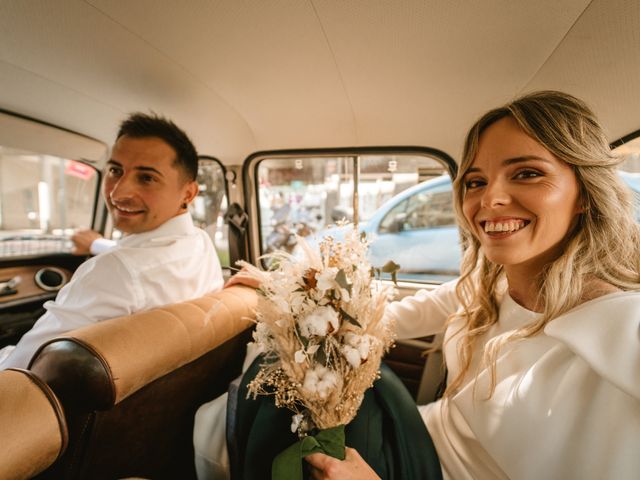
242,146 -> 457,269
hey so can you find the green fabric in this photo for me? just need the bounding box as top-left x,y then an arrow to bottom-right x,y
271,425 -> 345,479
233,356 -> 442,480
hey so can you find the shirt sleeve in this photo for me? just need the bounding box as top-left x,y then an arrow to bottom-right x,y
0,253 -> 138,370
90,238 -> 117,255
386,279 -> 460,340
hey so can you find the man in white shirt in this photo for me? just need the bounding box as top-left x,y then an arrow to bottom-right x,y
0,113 -> 224,369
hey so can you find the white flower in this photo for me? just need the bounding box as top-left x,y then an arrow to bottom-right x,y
294,344 -> 320,363
298,306 -> 339,337
341,345 -> 362,368
274,297 -> 290,313
291,413 -> 304,433
315,267 -> 339,293
302,364 -> 339,399
253,322 -> 272,350
339,287 -> 351,303
340,332 -> 375,368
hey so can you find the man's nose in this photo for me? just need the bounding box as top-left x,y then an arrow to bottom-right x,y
109,175 -> 135,202
480,179 -> 511,208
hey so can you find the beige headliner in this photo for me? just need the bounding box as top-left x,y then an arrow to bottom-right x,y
1,0 -> 639,165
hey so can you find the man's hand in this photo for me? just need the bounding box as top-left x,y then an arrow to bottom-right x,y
305,447 -> 380,480
71,230 -> 103,256
224,268 -> 261,289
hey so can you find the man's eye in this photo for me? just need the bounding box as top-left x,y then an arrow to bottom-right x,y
139,174 -> 155,183
108,166 -> 122,176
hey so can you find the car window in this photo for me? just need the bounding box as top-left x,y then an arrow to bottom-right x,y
381,184 -> 456,233
379,198 -> 410,233
252,152 -> 459,283
612,135 -> 640,221
0,145 -> 99,258
191,157 -> 230,268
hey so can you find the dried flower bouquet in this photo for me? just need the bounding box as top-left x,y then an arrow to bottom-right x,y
237,227 -> 396,477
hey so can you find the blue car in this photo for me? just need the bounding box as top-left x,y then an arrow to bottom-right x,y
314,172 -> 640,283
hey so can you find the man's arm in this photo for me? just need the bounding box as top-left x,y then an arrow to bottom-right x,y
0,254 -> 138,370
71,230 -> 117,256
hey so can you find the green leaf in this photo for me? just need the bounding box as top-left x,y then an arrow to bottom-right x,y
340,308 -> 361,328
315,340 -> 328,366
334,269 -> 353,294
381,260 -> 401,273
334,269 -> 349,288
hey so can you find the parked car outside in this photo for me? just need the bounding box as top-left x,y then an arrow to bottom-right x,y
311,172 -> 640,283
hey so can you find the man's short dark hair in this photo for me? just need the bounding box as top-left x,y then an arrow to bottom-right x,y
117,113 -> 199,181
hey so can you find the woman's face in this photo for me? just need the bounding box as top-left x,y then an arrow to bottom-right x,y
462,116 -> 582,276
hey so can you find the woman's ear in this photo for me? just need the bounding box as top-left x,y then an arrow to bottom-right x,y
574,189 -> 588,215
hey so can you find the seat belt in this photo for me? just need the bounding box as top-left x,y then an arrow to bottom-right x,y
224,202 -> 250,269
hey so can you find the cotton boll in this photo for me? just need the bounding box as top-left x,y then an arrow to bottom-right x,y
315,267 -> 339,293
302,365 -> 339,398
341,345 -> 362,368
298,306 -> 340,337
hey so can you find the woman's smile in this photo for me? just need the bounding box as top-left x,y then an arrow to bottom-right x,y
480,217 -> 530,236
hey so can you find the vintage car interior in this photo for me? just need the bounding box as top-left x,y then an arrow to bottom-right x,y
1,0 -> 639,478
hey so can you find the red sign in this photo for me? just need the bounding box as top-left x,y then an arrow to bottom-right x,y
65,160 -> 96,181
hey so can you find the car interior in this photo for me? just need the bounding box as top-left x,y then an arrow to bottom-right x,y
1,1 -> 639,478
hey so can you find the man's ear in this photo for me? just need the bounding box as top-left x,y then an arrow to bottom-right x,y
182,180 -> 198,206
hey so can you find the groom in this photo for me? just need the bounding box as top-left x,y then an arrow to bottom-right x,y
0,113 -> 224,369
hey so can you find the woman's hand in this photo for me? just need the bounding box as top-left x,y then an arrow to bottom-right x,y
305,447 -> 380,480
224,268 -> 261,289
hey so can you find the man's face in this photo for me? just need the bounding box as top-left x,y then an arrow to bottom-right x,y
103,135 -> 197,234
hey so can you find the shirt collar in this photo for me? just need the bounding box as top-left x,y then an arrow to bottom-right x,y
118,212 -> 196,248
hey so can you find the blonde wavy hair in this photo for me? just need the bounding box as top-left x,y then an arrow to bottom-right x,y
445,90 -> 640,397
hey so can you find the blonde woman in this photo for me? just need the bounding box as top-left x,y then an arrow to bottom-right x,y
306,91 -> 640,479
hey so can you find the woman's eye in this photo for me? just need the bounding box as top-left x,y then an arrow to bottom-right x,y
465,179 -> 485,189
514,169 -> 542,179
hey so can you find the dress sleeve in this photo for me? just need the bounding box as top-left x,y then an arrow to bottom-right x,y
0,253 -> 138,370
386,279 -> 459,340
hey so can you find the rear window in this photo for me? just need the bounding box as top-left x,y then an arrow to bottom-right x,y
250,151 -> 460,283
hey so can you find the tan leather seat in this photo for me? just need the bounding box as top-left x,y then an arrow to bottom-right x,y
29,285 -> 257,480
0,369 -> 68,480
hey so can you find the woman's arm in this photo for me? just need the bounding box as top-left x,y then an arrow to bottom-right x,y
388,279 -> 459,340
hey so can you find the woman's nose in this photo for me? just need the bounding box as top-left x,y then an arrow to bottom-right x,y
480,179 -> 511,208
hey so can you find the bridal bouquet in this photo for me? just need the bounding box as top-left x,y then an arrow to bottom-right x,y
237,226 -> 396,478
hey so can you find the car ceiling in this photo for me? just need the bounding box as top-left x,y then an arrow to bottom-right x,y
1,0 -> 639,166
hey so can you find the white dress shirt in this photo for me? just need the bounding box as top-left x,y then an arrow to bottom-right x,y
387,282 -> 640,480
0,212 -> 224,370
